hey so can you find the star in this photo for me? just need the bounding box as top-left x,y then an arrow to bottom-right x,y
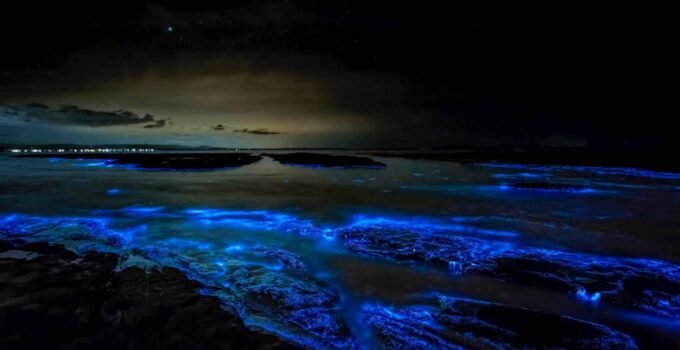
167,26 -> 174,33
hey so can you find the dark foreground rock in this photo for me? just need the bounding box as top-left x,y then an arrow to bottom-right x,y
0,240 -> 296,350
264,153 -> 385,168
337,225 -> 680,321
15,152 -> 262,170
363,297 -> 637,350
483,253 -> 680,321
0,214 -> 357,349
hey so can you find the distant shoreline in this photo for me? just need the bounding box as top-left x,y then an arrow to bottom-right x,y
6,148 -> 678,173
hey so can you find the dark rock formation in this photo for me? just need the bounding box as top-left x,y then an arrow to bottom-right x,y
338,226 -> 503,270
15,153 -> 262,170
363,297 -> 637,349
0,241 -> 296,350
337,225 -> 680,321
0,214 -> 357,349
226,265 -> 356,349
481,253 -> 680,321
264,153 -> 385,168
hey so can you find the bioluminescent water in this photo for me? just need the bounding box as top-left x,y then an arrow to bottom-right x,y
1,153 -> 679,349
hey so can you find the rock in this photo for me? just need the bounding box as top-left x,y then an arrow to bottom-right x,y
338,226 -> 505,270
0,241 -> 296,350
227,265 -> 356,349
19,242 -> 79,260
264,153 -> 385,168
1,215 -> 353,349
338,224 -> 680,320
363,297 -> 637,350
0,240 -> 15,252
480,252 -> 680,320
437,296 -> 637,350
363,303 -> 463,350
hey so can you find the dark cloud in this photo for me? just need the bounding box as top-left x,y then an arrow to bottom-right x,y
213,124 -> 225,131
0,104 -> 163,128
233,128 -> 286,135
143,119 -> 166,129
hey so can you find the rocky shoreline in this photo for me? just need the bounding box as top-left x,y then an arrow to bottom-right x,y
0,239 -> 296,350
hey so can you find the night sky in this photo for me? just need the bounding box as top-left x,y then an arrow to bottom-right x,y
0,2 -> 673,149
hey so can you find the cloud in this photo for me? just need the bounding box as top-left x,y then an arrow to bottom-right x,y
213,124 -> 225,131
0,104 -> 164,128
233,128 -> 286,135
143,119 -> 166,128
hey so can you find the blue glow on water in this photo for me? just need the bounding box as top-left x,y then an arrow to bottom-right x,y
591,292 -> 602,301
492,172 -> 549,179
190,209 -> 513,242
57,159 -> 239,172
224,244 -> 244,251
576,287 -> 602,303
322,228 -> 336,240
495,183 -> 599,194
76,161 -> 115,168
159,237 -> 214,250
182,208 -> 322,237
122,206 -> 166,216
106,188 -> 121,195
478,162 -> 680,180
183,208 -> 269,217
448,260 -> 463,274
347,215 -> 520,238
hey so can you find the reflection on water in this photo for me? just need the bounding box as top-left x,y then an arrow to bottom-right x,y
1,153 -> 679,349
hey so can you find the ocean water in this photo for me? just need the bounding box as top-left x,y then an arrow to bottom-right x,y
1,152 -> 679,349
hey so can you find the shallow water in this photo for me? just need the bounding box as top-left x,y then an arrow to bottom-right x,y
1,153 -> 679,349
